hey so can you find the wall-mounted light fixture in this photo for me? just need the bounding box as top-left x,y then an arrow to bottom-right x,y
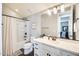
47,9 -> 52,16
45,4 -> 65,16
60,4 -> 65,12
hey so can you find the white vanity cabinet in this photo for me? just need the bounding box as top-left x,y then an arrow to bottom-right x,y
34,41 -> 78,56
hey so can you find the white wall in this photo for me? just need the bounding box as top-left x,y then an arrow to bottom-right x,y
27,13 -> 57,38
27,13 -> 41,38
0,3 -> 2,56
75,4 -> 79,19
75,4 -> 79,40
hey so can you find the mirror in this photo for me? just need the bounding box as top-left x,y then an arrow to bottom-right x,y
41,5 -> 74,40
41,12 -> 57,37
58,6 -> 74,39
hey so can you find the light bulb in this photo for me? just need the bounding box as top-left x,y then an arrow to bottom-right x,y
47,10 -> 51,16
15,9 -> 18,12
53,7 -> 57,14
60,5 -> 65,12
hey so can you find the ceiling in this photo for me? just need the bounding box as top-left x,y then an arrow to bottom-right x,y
3,3 -> 59,17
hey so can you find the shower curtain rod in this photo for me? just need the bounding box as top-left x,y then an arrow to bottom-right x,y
2,14 -> 29,21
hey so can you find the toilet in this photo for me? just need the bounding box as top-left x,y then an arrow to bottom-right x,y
23,43 -> 33,55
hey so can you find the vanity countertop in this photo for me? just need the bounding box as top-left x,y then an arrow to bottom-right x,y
33,38 -> 79,55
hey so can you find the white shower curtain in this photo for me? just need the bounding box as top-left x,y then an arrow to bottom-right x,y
3,16 -> 13,56
3,15 -> 28,56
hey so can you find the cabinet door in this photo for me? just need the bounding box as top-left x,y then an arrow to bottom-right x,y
60,50 -> 77,56
50,46 -> 77,56
34,42 -> 43,50
34,42 -> 44,56
40,44 -> 52,56
34,48 -> 42,56
34,42 -> 51,56
47,46 -> 60,56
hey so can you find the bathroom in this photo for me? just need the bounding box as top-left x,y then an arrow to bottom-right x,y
2,3 -> 79,56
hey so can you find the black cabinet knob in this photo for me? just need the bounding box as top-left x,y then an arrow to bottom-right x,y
25,33 -> 27,35
24,36 -> 27,38
47,53 -> 51,56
